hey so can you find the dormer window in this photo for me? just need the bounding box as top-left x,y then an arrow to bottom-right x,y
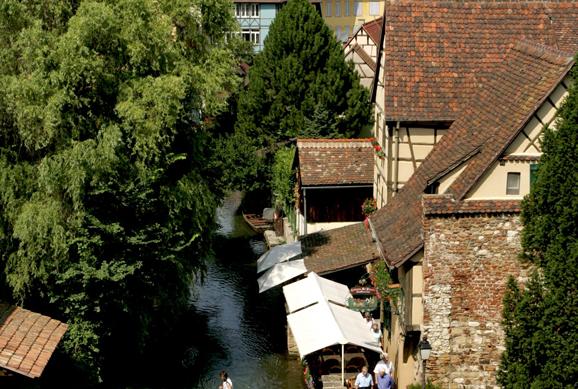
506,172 -> 521,195
425,181 -> 440,194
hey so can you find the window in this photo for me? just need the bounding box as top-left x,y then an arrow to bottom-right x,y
235,3 -> 259,18
506,172 -> 521,195
369,1 -> 379,15
345,0 -> 350,16
344,25 -> 350,40
326,0 -> 332,16
353,0 -> 362,16
335,26 -> 341,40
335,0 -> 341,16
240,28 -> 260,45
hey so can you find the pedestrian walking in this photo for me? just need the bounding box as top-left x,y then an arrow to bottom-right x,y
219,370 -> 233,389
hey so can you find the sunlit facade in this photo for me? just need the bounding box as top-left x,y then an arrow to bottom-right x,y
320,0 -> 384,41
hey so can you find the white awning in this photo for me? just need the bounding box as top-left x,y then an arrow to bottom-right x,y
282,272 -> 352,313
257,259 -> 307,293
257,241 -> 302,273
286,299 -> 383,359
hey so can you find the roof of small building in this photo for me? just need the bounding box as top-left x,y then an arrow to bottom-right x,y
297,139 -> 374,187
361,17 -> 383,45
301,222 -> 380,275
369,41 -> 575,267
376,1 -> 578,121
0,303 -> 68,378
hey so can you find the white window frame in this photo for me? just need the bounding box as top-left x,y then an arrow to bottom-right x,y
235,3 -> 259,18
345,0 -> 350,16
506,172 -> 521,195
240,28 -> 260,45
369,1 -> 379,16
335,0 -> 341,16
326,0 -> 332,17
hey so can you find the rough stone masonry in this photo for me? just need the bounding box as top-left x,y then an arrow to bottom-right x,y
422,212 -> 532,389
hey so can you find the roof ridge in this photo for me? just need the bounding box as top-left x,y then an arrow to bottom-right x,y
513,40 -> 575,66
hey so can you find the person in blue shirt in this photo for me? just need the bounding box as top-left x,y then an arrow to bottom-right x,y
376,367 -> 394,389
354,365 -> 373,389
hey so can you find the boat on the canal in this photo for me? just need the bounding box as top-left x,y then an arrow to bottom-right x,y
242,210 -> 274,233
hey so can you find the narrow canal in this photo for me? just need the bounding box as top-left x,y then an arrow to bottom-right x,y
185,192 -> 303,388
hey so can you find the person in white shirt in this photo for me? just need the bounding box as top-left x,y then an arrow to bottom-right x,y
373,352 -> 394,383
354,366 -> 373,389
364,312 -> 374,328
370,322 -> 382,346
219,370 -> 233,389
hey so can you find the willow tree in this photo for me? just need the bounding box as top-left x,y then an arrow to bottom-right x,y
498,65 -> 578,387
0,0 -> 239,377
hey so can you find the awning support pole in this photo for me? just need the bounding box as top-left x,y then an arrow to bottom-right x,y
341,344 -> 345,385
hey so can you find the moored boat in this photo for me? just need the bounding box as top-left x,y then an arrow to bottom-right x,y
242,212 -> 274,233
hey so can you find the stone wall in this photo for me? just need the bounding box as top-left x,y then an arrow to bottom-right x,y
422,212 -> 532,388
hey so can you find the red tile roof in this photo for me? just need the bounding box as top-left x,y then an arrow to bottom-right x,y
301,222 -> 380,275
0,304 -> 67,378
362,17 -> 383,44
370,41 -> 575,267
297,139 -> 374,186
380,1 -> 578,121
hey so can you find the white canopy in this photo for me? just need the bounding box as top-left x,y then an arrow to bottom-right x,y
286,298 -> 383,359
257,241 -> 302,273
282,272 -> 352,313
257,259 -> 307,293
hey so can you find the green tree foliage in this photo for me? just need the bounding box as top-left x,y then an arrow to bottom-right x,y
271,146 -> 296,211
0,0 -> 240,378
498,65 -> 578,388
236,0 -> 372,145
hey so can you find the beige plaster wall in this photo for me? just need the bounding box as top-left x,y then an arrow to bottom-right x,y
467,160 -> 534,200
438,162 -> 468,194
294,211 -> 359,236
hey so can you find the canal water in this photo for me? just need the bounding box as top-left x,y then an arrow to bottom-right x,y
185,192 -> 304,388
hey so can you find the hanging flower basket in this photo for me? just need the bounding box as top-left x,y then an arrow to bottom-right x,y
346,296 -> 379,312
362,198 -> 377,217
370,138 -> 386,159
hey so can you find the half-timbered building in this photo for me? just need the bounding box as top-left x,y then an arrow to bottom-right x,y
337,2 -> 578,387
